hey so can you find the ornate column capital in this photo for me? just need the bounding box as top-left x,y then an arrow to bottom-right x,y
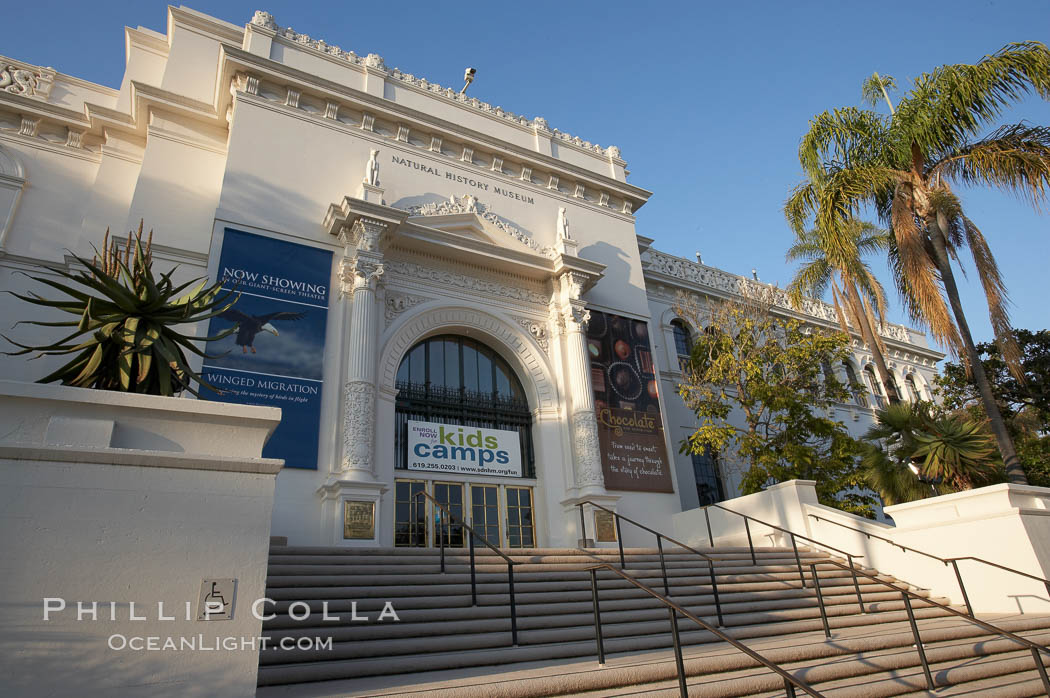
342,216 -> 387,252
339,254 -> 384,298
563,302 -> 590,334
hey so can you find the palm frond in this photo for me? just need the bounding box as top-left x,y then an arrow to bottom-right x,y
931,123 -> 1050,206
862,72 -> 898,112
960,216 -> 1024,383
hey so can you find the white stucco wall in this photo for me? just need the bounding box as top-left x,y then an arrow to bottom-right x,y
0,381 -> 282,697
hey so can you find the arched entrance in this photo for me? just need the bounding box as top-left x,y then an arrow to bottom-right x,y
392,334 -> 537,549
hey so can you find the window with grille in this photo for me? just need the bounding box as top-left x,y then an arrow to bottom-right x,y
394,335 -> 535,477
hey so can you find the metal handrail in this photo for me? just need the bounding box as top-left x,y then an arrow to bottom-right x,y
587,563 -> 825,698
412,490 -> 518,645
811,557 -> 1050,693
808,512 -> 1050,617
578,500 -> 726,625
696,503 -> 866,593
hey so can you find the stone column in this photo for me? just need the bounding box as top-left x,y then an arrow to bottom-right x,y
339,217 -> 387,480
557,273 -> 606,495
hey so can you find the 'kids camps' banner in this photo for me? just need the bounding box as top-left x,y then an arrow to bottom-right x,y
406,420 -> 523,477
199,228 -> 332,470
586,310 -> 674,492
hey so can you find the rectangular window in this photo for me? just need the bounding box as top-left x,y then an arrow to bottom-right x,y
470,484 -> 500,546
394,479 -> 427,547
506,486 -> 535,548
691,450 -> 725,507
433,482 -> 465,548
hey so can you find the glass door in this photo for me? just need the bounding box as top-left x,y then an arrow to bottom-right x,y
470,485 -> 500,546
505,486 -> 535,548
394,479 -> 427,547
433,482 -> 465,547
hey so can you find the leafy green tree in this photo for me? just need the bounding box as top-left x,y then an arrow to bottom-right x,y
785,41 -> 1050,485
935,329 -> 1050,486
787,217 -> 899,403
676,291 -> 875,517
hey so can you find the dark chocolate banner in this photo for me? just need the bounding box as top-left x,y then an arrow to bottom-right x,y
586,310 -> 674,492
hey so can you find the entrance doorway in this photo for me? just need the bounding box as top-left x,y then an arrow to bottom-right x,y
394,479 -> 535,548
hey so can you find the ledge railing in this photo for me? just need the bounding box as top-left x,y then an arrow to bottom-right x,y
807,556 -> 1050,693
698,503 -> 868,603
578,500 -> 726,625
587,563 -> 824,698
807,511 -> 1050,617
412,489 -> 518,645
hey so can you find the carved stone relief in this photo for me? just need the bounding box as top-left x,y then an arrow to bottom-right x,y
514,317 -> 550,354
342,381 -> 376,473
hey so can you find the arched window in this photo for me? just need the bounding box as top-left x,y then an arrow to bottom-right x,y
394,335 -> 534,476
863,365 -> 885,408
671,320 -> 692,370
843,361 -> 867,407
905,373 -> 921,402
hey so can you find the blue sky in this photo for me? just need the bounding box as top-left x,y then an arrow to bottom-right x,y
7,1 -> 1048,352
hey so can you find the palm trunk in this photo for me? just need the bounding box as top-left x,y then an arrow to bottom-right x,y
845,282 -> 901,404
927,223 -> 1026,484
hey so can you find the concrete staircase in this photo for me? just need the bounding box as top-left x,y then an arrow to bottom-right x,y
255,545 -> 1050,697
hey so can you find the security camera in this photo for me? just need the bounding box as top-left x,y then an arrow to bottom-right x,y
460,67 -> 476,94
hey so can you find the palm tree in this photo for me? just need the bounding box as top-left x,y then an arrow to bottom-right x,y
785,41 -> 1050,484
861,402 -> 997,500
787,217 -> 901,404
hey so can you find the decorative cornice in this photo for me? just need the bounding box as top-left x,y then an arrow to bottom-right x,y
645,249 -> 913,344
0,59 -> 55,101
249,11 -> 623,163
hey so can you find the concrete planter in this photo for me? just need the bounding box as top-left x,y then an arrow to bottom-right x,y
0,380 -> 282,697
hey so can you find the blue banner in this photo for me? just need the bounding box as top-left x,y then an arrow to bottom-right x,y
199,228 -> 333,470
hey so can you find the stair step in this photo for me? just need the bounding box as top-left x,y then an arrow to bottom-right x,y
255,544 -> 1050,697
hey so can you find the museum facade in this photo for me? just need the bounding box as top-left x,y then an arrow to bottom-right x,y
0,7 -> 943,549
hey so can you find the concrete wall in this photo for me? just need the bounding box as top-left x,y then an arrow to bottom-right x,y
0,381 -> 283,697
672,479 -> 1050,614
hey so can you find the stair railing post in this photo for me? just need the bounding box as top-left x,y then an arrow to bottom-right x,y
657,534 -> 670,597
1029,647 -> 1050,695
668,607 -> 688,698
810,563 -> 831,640
783,678 -> 797,698
704,506 -> 714,547
902,592 -> 935,691
743,516 -> 756,565
616,515 -> 626,569
468,529 -> 477,607
791,533 -> 806,588
507,561 -> 518,646
847,554 -> 865,614
578,503 -> 588,548
708,559 -> 724,627
589,568 -> 606,665
949,559 -> 974,617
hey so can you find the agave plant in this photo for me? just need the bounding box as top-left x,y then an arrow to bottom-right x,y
3,222 -> 238,397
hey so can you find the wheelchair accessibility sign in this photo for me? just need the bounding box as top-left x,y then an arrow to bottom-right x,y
197,579 -> 237,621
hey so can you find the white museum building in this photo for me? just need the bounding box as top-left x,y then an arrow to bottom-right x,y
0,6 -> 945,551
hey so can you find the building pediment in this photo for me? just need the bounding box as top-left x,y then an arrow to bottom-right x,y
325,193 -> 604,289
